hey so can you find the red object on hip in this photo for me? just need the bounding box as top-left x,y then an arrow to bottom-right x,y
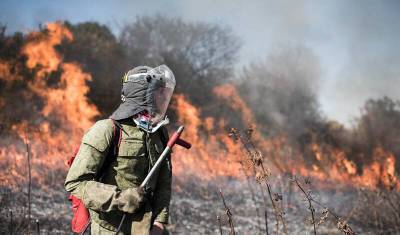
69,194 -> 90,233
67,146 -> 90,233
66,120 -> 121,233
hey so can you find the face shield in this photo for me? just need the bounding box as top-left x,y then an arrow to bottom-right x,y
146,65 -> 176,123
122,65 -> 175,132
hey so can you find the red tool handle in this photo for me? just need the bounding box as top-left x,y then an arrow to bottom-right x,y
176,138 -> 191,149
167,126 -> 192,149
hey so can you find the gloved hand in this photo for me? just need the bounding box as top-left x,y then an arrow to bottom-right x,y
151,222 -> 167,235
117,187 -> 146,213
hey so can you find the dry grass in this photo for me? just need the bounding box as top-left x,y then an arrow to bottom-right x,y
1,126 -> 398,234
219,127 -> 358,235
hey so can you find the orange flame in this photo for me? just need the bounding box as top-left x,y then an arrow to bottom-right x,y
0,61 -> 22,82
0,22 -> 397,192
0,22 -> 98,189
173,84 -> 399,190
172,94 -> 243,180
22,22 -> 73,78
213,84 -> 256,124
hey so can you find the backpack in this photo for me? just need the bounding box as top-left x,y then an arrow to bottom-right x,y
67,119 -> 122,234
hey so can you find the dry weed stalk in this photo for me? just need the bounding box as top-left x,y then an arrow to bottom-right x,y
381,174 -> 400,229
35,219 -> 39,235
265,209 -> 269,235
292,177 -> 316,235
219,189 -> 236,235
24,127 -> 32,235
293,176 -> 355,235
238,160 -> 262,233
336,218 -> 355,235
353,176 -> 400,233
217,215 -> 223,235
9,209 -> 13,235
316,208 -> 329,226
229,128 -> 288,235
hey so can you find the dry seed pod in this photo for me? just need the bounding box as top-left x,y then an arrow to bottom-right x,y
273,193 -> 283,201
316,208 -> 329,226
337,218 -> 355,235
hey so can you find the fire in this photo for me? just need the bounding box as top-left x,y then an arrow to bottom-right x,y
0,22 -> 98,189
0,61 -> 21,82
289,142 -> 399,189
213,84 -> 256,124
212,84 -> 286,172
22,22 -> 73,78
172,94 -> 243,180
0,21 -> 398,192
355,147 -> 398,189
174,84 -> 399,190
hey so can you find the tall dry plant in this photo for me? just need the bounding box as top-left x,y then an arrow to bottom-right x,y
292,176 -> 356,235
219,189 -> 236,235
229,127 -> 288,235
24,128 -> 32,235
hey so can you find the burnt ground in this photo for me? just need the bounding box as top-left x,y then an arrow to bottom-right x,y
169,177 -> 366,235
0,175 -> 396,234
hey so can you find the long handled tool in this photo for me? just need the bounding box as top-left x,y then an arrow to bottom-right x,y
115,126 -> 191,234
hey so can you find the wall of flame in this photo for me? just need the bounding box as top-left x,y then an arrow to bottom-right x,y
0,22 -> 398,191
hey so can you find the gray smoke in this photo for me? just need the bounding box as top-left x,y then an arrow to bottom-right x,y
238,45 -> 322,137
319,1 -> 400,125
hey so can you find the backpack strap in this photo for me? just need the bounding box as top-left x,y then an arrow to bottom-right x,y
95,119 -> 122,181
158,126 -> 169,149
111,119 -> 123,155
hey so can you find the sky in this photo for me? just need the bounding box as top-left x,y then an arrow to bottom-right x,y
1,0 -> 399,126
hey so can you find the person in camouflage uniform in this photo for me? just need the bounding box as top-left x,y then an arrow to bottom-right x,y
65,65 -> 175,235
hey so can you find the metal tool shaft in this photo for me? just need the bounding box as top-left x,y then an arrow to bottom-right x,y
141,145 -> 171,187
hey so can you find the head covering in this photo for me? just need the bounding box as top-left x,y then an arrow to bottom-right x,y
110,65 -> 175,123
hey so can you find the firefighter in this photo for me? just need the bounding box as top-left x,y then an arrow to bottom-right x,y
65,65 -> 175,235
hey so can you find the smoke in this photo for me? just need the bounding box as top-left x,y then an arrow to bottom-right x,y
0,2 -> 399,186
1,1 -> 400,125
238,45 -> 322,138
320,1 -> 400,124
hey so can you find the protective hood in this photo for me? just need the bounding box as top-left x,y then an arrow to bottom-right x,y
110,65 -> 176,125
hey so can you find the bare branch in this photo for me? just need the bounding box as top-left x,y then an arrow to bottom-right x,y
24,127 -> 32,235
219,189 -> 236,235
217,215 -> 223,235
292,177 -> 317,235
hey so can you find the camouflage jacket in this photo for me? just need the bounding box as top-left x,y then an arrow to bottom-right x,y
65,119 -> 172,234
